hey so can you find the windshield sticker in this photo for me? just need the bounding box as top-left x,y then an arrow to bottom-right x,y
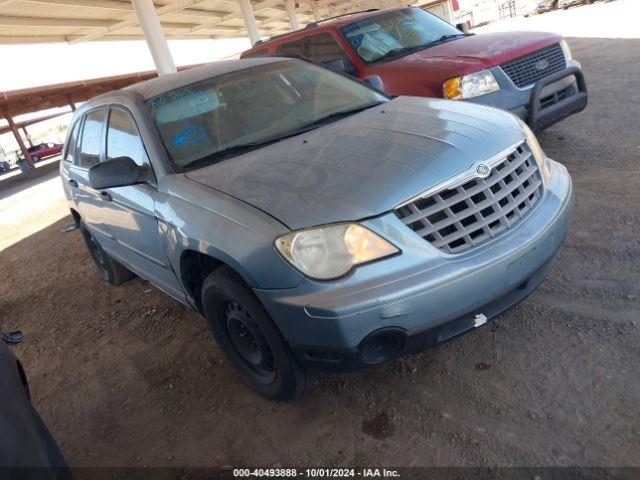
149,87 -> 194,108
173,125 -> 206,146
152,90 -> 220,124
342,20 -> 370,33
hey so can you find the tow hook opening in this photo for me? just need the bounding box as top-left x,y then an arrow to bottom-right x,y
360,329 -> 406,365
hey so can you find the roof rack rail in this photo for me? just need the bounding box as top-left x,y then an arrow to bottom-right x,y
249,8 -> 380,48
305,8 -> 379,29
253,29 -> 297,46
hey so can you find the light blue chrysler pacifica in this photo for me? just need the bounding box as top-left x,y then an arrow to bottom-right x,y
61,57 -> 573,400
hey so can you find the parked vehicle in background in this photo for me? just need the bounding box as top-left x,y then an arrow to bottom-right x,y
241,7 -> 588,132
61,58 -> 573,400
535,0 -> 556,13
558,0 -> 591,8
0,343 -> 73,477
0,159 -> 10,173
28,142 -> 63,162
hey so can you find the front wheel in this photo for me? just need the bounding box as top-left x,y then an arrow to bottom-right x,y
201,266 -> 311,401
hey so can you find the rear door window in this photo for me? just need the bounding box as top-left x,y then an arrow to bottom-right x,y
106,108 -> 148,166
78,109 -> 108,168
278,38 -> 306,57
307,33 -> 345,64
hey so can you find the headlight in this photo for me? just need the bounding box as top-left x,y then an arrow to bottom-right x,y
560,39 -> 572,61
275,224 -> 399,280
443,69 -> 500,100
518,117 -> 553,183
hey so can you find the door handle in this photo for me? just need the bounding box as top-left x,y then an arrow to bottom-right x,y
68,179 -> 78,188
100,191 -> 112,202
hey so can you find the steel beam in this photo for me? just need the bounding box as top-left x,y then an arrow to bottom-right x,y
238,0 -> 260,44
284,0 -> 300,30
129,0 -> 176,75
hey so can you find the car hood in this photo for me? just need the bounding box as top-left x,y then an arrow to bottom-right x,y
185,96 -> 524,230
378,31 -> 561,74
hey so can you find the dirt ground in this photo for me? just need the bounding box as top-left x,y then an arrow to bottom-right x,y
1,36 -> 639,468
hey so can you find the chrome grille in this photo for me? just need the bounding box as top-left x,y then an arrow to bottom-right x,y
394,144 -> 543,254
500,43 -> 566,88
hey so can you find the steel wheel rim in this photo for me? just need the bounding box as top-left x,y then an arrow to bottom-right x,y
225,301 -> 276,383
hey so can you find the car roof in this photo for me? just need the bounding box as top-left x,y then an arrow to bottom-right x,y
314,6 -> 408,27
249,6 -> 411,49
80,57 -> 290,109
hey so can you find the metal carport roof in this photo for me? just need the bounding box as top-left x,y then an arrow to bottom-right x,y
0,0 -> 407,45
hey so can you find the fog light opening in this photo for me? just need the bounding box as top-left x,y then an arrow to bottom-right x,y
360,330 -> 405,365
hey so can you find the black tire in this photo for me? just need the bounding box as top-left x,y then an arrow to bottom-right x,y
32,155 -> 40,163
201,266 -> 312,401
78,219 -> 134,285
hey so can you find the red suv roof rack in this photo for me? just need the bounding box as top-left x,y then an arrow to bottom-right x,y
305,8 -> 380,29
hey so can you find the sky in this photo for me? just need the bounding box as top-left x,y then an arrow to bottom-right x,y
0,37 -> 251,92
0,37 -> 251,154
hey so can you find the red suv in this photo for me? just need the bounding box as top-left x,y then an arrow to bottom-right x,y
241,7 -> 587,131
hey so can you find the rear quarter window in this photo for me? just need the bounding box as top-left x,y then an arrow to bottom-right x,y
307,33 -> 345,64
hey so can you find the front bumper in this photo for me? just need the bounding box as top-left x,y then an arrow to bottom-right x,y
477,61 -> 588,132
295,252 -> 559,374
255,161 -> 574,374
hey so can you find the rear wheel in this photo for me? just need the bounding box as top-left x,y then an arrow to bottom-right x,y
78,219 -> 134,285
31,155 -> 40,163
201,266 -> 311,401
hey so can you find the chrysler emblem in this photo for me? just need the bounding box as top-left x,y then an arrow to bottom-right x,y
476,163 -> 491,178
535,59 -> 549,71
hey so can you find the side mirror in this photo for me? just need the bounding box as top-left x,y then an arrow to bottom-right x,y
89,156 -> 147,189
364,75 -> 385,91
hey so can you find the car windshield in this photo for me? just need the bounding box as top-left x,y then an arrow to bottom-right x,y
340,8 -> 463,64
147,60 -> 388,170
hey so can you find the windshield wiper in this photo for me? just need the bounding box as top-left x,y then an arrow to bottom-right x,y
181,142 -> 273,170
426,33 -> 472,46
372,34 -> 472,63
291,102 -> 386,132
373,33 -> 473,63
182,102 -> 385,170
372,45 -> 426,63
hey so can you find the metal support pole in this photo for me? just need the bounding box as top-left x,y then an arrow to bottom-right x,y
285,0 -> 300,30
238,0 -> 261,45
311,0 -> 321,21
131,0 -> 177,75
1,107 -> 34,168
22,127 -> 34,148
66,94 -> 76,111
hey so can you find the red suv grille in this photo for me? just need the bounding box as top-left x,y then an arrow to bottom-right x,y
500,43 -> 566,88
